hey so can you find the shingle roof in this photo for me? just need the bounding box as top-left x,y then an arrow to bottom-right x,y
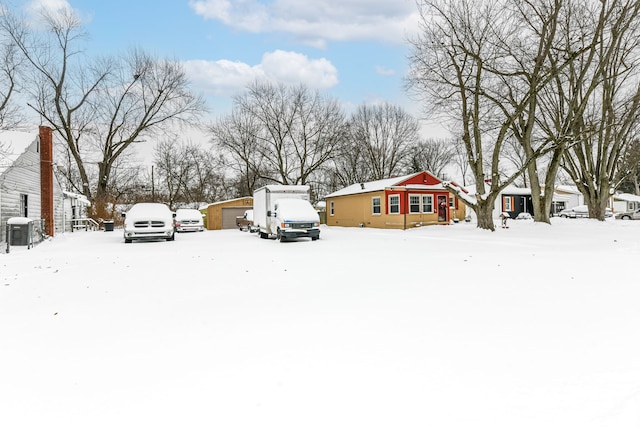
325,173 -> 419,198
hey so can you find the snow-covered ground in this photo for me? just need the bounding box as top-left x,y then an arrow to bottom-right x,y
1,218 -> 640,427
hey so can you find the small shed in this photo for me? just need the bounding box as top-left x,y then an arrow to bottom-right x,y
202,197 -> 253,230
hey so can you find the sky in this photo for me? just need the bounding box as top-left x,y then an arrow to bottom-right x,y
14,0 -> 437,133
2,218 -> 640,426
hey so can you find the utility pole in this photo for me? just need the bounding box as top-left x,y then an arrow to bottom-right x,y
151,165 -> 155,202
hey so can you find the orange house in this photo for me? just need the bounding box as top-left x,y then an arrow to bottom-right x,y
324,171 -> 467,229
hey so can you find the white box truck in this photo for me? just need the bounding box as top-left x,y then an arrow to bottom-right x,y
253,185 -> 320,242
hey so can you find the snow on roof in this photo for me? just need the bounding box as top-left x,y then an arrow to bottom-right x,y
204,196 -> 253,207
0,130 -> 38,176
614,193 -> 640,202
555,184 -> 582,194
501,184 -> 532,195
63,191 -> 91,206
324,173 -> 417,198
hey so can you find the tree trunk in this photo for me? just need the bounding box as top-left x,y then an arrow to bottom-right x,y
473,197 -> 497,232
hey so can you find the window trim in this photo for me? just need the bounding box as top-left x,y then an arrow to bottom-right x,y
409,194 -> 421,213
388,194 -> 400,214
372,196 -> 381,215
20,193 -> 28,217
503,196 -> 513,212
422,194 -> 433,213
330,201 -> 335,216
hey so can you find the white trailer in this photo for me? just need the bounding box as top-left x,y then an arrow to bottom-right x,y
253,185 -> 320,241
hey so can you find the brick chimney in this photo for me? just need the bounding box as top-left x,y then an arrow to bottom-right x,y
39,126 -> 54,237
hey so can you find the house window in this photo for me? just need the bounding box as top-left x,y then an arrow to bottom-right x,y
449,196 -> 455,208
409,195 -> 421,213
389,195 -> 400,214
503,196 -> 513,211
372,197 -> 381,215
330,201 -> 334,216
20,194 -> 28,217
422,195 -> 433,213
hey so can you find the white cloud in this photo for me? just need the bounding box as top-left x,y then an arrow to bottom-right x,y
188,0 -> 419,46
24,0 -> 92,26
375,66 -> 396,76
183,50 -> 339,98
25,0 -> 71,19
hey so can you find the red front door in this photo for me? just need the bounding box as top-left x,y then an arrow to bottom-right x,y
437,195 -> 448,222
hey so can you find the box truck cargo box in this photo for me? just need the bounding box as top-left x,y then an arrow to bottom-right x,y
253,185 -> 320,242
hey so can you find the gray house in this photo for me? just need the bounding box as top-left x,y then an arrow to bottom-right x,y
0,126 -> 68,248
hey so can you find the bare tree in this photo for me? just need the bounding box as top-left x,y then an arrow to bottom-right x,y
0,8 -> 24,130
153,140 -> 229,209
534,0 -> 640,220
326,137 -> 371,189
3,7 -> 206,219
618,138 -> 640,194
348,102 -> 419,180
88,49 -> 207,216
450,139 -> 471,186
407,0 -> 587,230
402,137 -> 455,178
210,107 -> 269,196
556,1 -> 640,219
213,81 -> 346,188
181,146 -> 230,205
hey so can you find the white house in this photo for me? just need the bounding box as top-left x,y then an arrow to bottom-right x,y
612,193 -> 640,213
0,127 -> 66,249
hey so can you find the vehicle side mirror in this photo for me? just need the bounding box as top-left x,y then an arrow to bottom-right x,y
121,212 -> 126,218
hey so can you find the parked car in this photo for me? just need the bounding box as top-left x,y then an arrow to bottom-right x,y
122,203 -> 175,243
515,212 -> 533,220
236,209 -> 256,232
174,208 -> 204,232
615,208 -> 640,220
558,205 -> 612,218
558,205 -> 589,218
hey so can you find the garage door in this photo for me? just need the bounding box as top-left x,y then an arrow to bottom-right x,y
221,207 -> 249,229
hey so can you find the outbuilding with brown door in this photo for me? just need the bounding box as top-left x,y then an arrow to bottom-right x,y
201,197 -> 253,230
